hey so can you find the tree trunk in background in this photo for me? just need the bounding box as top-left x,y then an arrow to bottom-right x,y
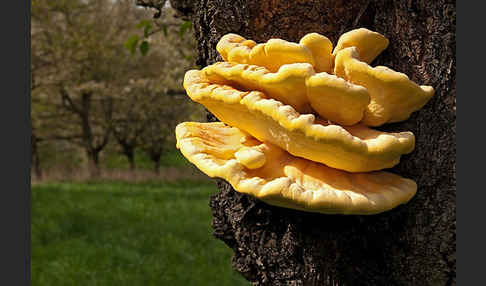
33,149 -> 42,180
171,0 -> 455,285
129,156 -> 136,171
87,150 -> 101,178
153,156 -> 161,174
31,134 -> 42,180
124,148 -> 136,171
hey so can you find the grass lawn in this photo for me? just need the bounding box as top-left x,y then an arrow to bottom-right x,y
102,148 -> 190,171
31,180 -> 248,286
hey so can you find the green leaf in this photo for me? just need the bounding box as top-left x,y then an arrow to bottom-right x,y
124,35 -> 139,55
140,41 -> 149,56
136,20 -> 151,29
136,20 -> 152,38
144,23 -> 152,38
179,21 -> 192,38
161,24 -> 168,37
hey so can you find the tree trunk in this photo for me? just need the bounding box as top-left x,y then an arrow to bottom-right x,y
129,155 -> 136,171
151,154 -> 161,175
153,159 -> 160,174
31,135 -> 42,180
174,0 -> 455,285
87,149 -> 101,178
124,148 -> 136,171
33,148 -> 42,180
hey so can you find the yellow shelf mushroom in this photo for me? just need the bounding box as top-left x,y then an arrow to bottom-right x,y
332,28 -> 390,64
203,61 -> 370,125
216,32 -> 333,73
334,47 -> 435,126
184,69 -> 415,173
176,122 -> 417,215
306,72 -> 370,126
203,61 -> 315,114
217,29 -> 434,127
176,28 -> 433,214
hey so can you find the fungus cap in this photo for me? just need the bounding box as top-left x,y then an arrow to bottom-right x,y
183,69 -> 415,172
216,33 -> 254,64
305,72 -> 370,126
332,28 -> 389,64
334,47 -> 435,126
299,33 -> 333,73
176,122 -> 417,215
203,61 -> 370,125
216,33 -> 333,73
203,61 -> 315,114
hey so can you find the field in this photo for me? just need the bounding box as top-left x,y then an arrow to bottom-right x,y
31,180 -> 248,286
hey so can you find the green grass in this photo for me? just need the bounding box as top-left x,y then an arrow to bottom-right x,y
32,180 -> 248,286
102,148 -> 190,171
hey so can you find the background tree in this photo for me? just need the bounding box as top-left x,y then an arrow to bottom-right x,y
31,131 -> 43,179
112,87 -> 146,171
32,0 -> 134,176
140,0 -> 456,285
31,0 -> 198,177
112,4 -> 198,172
136,82 -> 190,174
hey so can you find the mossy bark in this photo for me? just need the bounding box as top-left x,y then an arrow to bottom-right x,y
170,0 -> 456,285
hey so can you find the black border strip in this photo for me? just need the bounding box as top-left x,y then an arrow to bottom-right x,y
0,0 -> 30,285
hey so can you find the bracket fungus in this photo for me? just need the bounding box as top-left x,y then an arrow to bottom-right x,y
334,47 -> 435,126
332,28 -> 389,64
176,28 -> 434,215
184,69 -> 414,173
216,32 -> 333,73
176,122 -> 417,215
203,61 -> 370,125
203,61 -> 315,114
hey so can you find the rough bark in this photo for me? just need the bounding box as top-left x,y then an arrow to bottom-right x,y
171,0 -> 456,285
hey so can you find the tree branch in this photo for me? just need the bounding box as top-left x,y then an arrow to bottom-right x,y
59,86 -> 82,115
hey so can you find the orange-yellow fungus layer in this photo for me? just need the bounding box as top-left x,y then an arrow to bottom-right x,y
176,122 -> 417,215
